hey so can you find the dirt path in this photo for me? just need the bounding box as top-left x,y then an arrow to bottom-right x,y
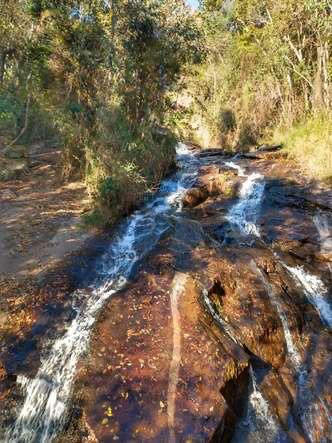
0,150 -> 93,280
0,148 -> 98,392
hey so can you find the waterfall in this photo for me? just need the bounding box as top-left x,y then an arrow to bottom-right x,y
284,265 -> 332,328
5,144 -> 199,443
223,160 -> 331,442
263,260 -> 332,442
227,172 -> 265,237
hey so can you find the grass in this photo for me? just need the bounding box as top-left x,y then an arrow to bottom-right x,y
273,113 -> 332,182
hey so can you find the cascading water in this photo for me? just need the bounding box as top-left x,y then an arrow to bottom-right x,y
221,158 -> 331,442
252,262 -> 302,368
5,144 -> 200,443
246,263 -> 330,442
224,161 -> 246,177
314,214 -> 332,254
284,265 -> 332,328
226,171 -> 265,237
232,366 -> 288,443
5,149 -> 331,443
314,213 -> 332,273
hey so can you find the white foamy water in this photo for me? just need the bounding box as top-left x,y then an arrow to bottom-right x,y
167,273 -> 188,443
247,367 -> 282,439
227,172 -> 265,236
232,366 -> 288,443
314,214 -> 332,251
314,213 -> 332,273
284,265 -> 332,328
302,400 -> 332,443
6,144 -> 199,443
264,259 -> 332,442
224,161 -> 246,177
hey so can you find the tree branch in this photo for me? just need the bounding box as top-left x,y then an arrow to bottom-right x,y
284,55 -> 313,89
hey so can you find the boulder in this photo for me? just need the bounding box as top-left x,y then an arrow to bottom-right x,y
197,166 -> 239,198
207,173 -> 238,197
182,186 -> 209,208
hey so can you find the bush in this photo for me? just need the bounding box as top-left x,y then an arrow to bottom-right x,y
274,113 -> 332,182
220,109 -> 237,132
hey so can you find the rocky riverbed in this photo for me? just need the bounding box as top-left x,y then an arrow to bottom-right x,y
1,144 -> 331,442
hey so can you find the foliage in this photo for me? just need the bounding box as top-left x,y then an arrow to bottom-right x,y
0,0 -> 202,225
183,0 -> 331,167
274,112 -> 332,182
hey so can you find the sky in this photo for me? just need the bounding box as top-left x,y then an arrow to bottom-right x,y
187,0 -> 199,9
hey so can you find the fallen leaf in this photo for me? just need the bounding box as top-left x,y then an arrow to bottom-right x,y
106,407 -> 113,417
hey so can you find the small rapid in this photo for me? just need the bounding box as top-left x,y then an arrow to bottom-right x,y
226,168 -> 265,237
5,144 -> 200,443
223,158 -> 331,442
284,265 -> 332,328
314,213 -> 332,273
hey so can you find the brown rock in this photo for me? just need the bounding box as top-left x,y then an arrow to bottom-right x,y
260,369 -> 293,428
182,186 -> 209,207
0,362 -> 7,381
203,252 -> 289,368
288,431 -> 307,443
198,167 -> 239,197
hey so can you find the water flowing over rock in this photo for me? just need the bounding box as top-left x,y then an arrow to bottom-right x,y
284,265 -> 332,328
314,214 -> 332,263
2,145 -> 331,443
226,171 -> 265,237
5,145 -> 201,442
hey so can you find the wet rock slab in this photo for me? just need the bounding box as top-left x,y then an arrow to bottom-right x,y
76,264 -> 248,442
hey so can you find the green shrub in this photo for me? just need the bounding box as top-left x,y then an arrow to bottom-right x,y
274,113 -> 332,181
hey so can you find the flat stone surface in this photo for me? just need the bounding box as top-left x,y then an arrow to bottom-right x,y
78,269 -> 246,442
